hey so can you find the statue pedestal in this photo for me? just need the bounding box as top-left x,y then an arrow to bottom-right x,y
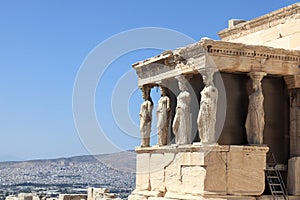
128,144 -> 269,200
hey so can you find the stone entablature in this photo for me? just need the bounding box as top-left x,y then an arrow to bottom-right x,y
218,3 -> 300,41
133,39 -> 300,87
129,145 -> 269,200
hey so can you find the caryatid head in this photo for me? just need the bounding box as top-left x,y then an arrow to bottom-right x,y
249,72 -> 266,91
141,85 -> 151,101
201,68 -> 215,86
176,76 -> 188,92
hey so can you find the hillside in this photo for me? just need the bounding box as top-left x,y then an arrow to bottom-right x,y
0,151 -> 136,198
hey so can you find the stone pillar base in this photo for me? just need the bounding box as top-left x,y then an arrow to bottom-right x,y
288,157 -> 300,195
129,144 -> 269,199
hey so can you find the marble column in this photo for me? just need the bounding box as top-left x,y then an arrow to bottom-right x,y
172,76 -> 191,145
197,69 -> 218,144
245,72 -> 266,145
284,75 -> 300,195
284,75 -> 300,157
139,85 -> 153,147
288,88 -> 300,157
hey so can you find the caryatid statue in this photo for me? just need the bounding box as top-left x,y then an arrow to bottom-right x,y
245,72 -> 266,144
197,69 -> 218,144
139,86 -> 153,147
172,76 -> 191,145
156,86 -> 171,146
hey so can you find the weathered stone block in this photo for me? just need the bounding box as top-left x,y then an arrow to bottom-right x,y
132,190 -> 164,197
147,198 -> 165,200
150,153 -> 165,192
226,146 -> 267,195
287,157 -> 300,195
228,146 -> 267,170
182,151 -> 204,166
181,166 -> 206,195
164,153 -> 181,194
227,168 -> 265,195
136,153 -> 150,191
164,192 -> 204,200
204,151 -> 227,194
128,195 -> 148,200
132,145 -> 269,198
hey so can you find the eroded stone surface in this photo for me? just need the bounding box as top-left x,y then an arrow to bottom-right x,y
136,153 -> 150,191
204,151 -> 227,194
287,157 -> 300,195
164,153 -> 181,194
182,166 -> 206,194
128,195 -> 147,200
150,153 -> 165,192
227,169 -> 265,195
132,145 -> 268,198
227,147 -> 267,170
227,146 -> 268,195
132,191 -> 164,198
164,192 -> 204,200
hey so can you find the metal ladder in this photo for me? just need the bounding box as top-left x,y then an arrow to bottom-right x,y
265,153 -> 289,200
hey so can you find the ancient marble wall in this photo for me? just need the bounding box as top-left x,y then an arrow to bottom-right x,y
129,145 -> 269,200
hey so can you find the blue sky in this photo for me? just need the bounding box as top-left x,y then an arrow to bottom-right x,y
0,0 -> 298,161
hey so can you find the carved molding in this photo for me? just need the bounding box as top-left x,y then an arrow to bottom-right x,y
207,47 -> 300,62
218,3 -> 300,40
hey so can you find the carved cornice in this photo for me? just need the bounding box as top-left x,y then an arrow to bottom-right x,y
133,39 -> 300,86
218,3 -> 300,41
202,40 -> 300,62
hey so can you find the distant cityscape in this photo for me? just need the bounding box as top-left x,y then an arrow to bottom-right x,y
0,152 -> 136,200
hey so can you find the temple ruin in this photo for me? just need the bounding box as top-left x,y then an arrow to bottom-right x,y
129,3 -> 300,200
